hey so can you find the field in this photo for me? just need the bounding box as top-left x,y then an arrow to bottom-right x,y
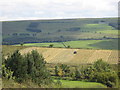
16,39 -> 119,50
54,80 -> 107,88
3,45 -> 118,65
97,30 -> 119,35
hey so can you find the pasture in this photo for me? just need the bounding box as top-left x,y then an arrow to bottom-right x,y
16,39 -> 119,50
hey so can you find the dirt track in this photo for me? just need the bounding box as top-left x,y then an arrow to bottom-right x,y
20,47 -> 119,65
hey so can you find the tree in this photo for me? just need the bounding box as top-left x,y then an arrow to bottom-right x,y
103,36 -> 106,38
81,59 -> 118,87
55,64 -> 70,77
25,50 -> 52,85
55,66 -> 59,76
60,64 -> 70,74
2,64 -> 14,80
5,50 -> 27,83
49,44 -> 54,48
67,45 -> 70,48
74,68 -> 81,80
93,59 -> 111,72
5,50 -> 52,85
20,42 -> 24,46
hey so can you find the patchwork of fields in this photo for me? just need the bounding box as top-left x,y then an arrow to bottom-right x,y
17,39 -> 119,50
19,47 -> 119,65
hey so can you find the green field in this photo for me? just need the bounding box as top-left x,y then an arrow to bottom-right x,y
16,39 -> 118,50
82,24 -> 114,31
97,30 -> 119,35
54,80 -> 107,88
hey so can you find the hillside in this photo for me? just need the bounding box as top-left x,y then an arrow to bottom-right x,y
18,47 -> 118,65
2,18 -> 118,45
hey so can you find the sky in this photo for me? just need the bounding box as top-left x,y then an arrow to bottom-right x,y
0,0 -> 119,21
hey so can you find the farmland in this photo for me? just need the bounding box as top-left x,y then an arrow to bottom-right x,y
3,45 -> 118,65
2,18 -> 119,88
16,39 -> 119,50
20,47 -> 118,65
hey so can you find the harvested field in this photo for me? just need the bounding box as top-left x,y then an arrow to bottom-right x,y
20,47 -> 118,65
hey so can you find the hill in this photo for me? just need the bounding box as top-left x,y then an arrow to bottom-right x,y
2,18 -> 119,45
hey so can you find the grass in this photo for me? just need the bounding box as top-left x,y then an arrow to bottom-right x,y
54,80 -> 107,88
15,39 -> 118,50
97,30 -> 120,35
82,24 -> 113,31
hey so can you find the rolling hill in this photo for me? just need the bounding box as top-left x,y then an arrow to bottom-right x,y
2,18 -> 119,45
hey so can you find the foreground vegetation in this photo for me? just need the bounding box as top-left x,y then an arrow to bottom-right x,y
2,49 -> 119,88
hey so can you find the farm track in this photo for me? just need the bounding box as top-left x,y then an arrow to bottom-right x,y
20,47 -> 119,65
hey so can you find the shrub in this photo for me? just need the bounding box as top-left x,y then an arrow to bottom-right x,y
72,59 -> 118,87
2,64 -> 14,80
84,59 -> 118,87
54,64 -> 70,77
55,66 -> 59,76
92,71 -> 118,87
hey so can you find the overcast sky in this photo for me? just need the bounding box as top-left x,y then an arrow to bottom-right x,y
0,0 -> 119,21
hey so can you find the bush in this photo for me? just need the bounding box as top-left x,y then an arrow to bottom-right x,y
86,59 -> 118,87
55,66 -> 59,76
55,64 -> 70,77
2,64 -> 14,80
92,71 -> 118,87
72,59 -> 118,87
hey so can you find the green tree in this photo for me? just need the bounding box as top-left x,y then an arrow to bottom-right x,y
2,64 -> 14,80
20,42 -> 24,46
55,66 -> 59,76
74,68 -> 81,80
82,59 -> 118,87
49,44 -> 54,48
26,50 -> 52,85
93,59 -> 111,72
5,50 -> 27,83
5,50 -> 52,85
60,64 -> 70,76
67,45 -> 71,48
